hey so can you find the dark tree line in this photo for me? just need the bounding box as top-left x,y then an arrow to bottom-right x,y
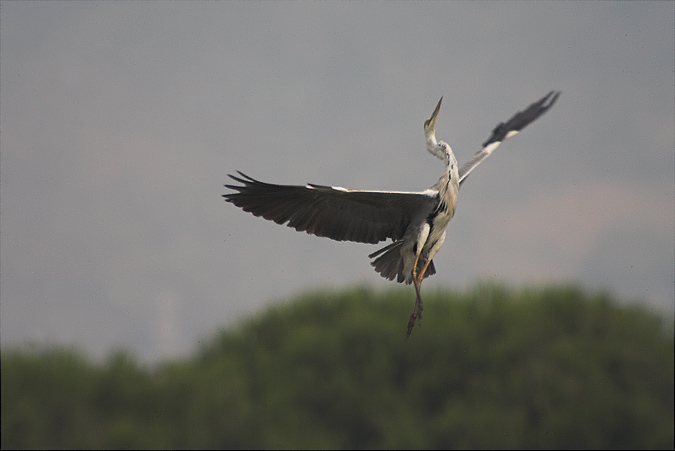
2,283 -> 673,449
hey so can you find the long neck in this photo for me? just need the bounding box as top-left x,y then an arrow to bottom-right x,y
431,147 -> 459,194
446,149 -> 459,183
426,136 -> 445,161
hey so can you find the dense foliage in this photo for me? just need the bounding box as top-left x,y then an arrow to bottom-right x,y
2,284 -> 673,449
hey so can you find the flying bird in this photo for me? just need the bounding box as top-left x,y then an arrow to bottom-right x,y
224,91 -> 560,338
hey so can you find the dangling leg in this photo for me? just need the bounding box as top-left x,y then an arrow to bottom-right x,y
406,275 -> 425,339
413,258 -> 434,323
406,231 -> 445,338
407,255 -> 439,339
405,227 -> 433,339
406,254 -> 425,339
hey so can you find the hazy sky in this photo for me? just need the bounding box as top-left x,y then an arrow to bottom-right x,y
2,1 -> 673,362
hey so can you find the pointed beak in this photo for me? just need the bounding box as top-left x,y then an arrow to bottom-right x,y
424,96 -> 443,139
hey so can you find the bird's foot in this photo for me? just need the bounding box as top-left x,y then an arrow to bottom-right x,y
406,312 -> 417,340
405,287 -> 424,340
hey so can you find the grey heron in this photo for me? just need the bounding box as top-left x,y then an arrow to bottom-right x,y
224,91 -> 560,338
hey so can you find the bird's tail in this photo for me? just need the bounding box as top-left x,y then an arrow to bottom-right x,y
369,241 -> 436,284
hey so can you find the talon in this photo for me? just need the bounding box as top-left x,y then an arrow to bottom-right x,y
406,313 -> 416,340
406,276 -> 425,339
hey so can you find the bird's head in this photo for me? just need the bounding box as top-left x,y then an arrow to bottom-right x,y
424,96 -> 443,147
425,97 -> 452,162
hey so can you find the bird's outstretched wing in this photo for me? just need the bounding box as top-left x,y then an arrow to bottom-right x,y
458,90 -> 560,186
224,171 -> 437,244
